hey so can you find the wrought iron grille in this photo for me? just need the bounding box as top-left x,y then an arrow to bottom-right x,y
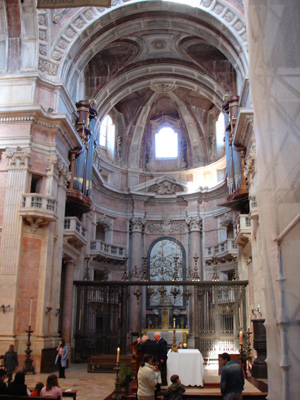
74,280 -> 247,361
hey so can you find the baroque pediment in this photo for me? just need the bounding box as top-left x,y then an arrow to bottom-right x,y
130,175 -> 188,196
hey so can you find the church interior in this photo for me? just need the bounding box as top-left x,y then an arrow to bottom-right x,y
0,0 -> 299,399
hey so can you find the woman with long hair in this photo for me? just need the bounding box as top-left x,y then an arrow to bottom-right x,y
40,374 -> 62,400
137,354 -> 158,400
55,339 -> 68,379
7,371 -> 28,396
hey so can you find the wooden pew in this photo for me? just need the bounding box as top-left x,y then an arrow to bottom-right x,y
0,396 -> 59,400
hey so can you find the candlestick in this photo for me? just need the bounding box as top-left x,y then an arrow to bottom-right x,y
239,330 -> 244,344
117,347 -> 120,363
29,298 -> 33,327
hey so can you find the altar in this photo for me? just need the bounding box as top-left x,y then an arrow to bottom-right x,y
167,349 -> 204,387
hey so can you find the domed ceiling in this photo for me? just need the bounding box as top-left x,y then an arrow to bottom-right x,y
56,0 -> 248,175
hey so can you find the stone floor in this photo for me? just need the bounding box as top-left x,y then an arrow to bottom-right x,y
18,362 -> 265,400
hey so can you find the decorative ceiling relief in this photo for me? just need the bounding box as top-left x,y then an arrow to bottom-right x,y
147,180 -> 184,195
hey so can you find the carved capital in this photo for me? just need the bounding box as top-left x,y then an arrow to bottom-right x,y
5,146 -> 31,170
219,211 -> 234,227
47,154 -> 70,188
185,216 -> 202,233
244,138 -> 256,186
130,217 -> 146,233
97,214 -> 113,230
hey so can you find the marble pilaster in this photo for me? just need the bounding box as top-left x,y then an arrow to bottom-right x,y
61,260 -> 75,345
0,147 -> 30,341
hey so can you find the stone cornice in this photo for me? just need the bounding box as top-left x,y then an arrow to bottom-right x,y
0,106 -> 81,149
93,177 -> 228,204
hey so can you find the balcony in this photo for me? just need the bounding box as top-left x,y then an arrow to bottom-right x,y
90,240 -> 126,262
64,217 -> 87,248
20,193 -> 58,230
235,214 -> 251,246
204,239 -> 238,264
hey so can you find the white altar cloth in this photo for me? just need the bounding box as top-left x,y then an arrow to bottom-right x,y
167,349 -> 204,387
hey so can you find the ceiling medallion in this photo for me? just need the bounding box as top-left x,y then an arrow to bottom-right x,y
152,40 -> 167,50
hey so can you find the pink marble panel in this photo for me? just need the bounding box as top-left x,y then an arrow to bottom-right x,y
34,85 -> 56,111
0,123 -> 31,137
16,237 -> 41,333
0,173 -> 8,225
31,125 -> 56,143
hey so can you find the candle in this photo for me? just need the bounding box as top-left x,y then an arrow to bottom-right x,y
239,330 -> 243,344
173,318 -> 176,329
79,309 -> 82,330
117,347 -> 120,363
29,298 -> 33,327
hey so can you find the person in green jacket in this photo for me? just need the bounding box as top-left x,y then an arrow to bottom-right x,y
163,375 -> 185,400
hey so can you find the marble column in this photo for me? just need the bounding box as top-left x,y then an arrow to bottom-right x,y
185,216 -> 202,338
61,260 -> 75,345
129,217 -> 145,334
186,216 -> 203,279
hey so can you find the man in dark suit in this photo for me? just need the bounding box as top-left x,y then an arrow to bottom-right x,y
154,331 -> 168,386
137,334 -> 158,360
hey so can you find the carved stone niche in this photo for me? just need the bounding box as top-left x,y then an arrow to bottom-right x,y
251,319 -> 268,379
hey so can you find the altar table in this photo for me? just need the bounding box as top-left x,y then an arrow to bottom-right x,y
167,349 -> 204,386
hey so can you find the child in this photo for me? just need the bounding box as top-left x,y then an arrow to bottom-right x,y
163,374 -> 185,400
30,382 -> 44,397
153,361 -> 162,400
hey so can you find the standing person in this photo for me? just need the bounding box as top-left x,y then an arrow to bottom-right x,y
137,354 -> 157,400
7,371 -> 28,396
154,332 -> 168,386
0,369 -> 7,394
137,335 -> 158,360
4,344 -> 18,383
163,374 -> 185,400
55,339 -> 68,379
40,374 -> 62,400
219,353 -> 244,400
153,361 -> 162,400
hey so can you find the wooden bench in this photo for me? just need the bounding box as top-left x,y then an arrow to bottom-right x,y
0,396 -> 59,400
88,354 -> 132,373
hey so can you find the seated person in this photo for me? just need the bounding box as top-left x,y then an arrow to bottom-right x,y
31,382 -> 44,397
7,371 -> 28,396
0,369 -> 7,394
40,374 -> 62,400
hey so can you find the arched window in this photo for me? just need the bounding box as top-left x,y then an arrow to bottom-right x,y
99,114 -> 116,160
215,112 -> 225,155
155,127 -> 178,158
99,115 -> 115,149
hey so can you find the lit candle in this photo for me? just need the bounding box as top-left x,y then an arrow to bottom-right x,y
29,298 -> 33,327
117,347 -> 120,363
239,330 -> 243,344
